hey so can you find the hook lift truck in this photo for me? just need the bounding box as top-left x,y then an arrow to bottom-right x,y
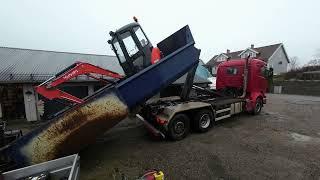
1,17 -> 268,177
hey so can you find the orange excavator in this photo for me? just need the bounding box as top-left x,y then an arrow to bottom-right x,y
1,17 -> 200,166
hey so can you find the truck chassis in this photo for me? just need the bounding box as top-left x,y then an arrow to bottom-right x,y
138,86 -> 264,140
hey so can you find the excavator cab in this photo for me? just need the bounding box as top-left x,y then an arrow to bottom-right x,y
108,20 -> 153,76
35,19 -> 154,105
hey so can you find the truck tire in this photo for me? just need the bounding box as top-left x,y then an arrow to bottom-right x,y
252,98 -> 263,115
168,114 -> 190,141
194,109 -> 214,132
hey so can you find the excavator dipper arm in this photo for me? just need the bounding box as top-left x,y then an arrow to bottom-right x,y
35,61 -> 123,104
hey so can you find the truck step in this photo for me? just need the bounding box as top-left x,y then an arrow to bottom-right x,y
216,108 -> 231,114
215,114 -> 231,121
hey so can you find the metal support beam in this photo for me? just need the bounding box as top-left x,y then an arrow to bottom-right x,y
180,61 -> 198,101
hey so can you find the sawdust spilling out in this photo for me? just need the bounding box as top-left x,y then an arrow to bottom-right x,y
21,93 -> 128,164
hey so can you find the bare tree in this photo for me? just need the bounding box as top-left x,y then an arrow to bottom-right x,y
314,48 -> 320,58
289,56 -> 299,70
307,59 -> 320,66
306,49 -> 320,66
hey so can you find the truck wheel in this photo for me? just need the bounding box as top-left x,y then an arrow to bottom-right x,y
194,109 -> 214,132
168,114 -> 190,140
252,98 -> 263,115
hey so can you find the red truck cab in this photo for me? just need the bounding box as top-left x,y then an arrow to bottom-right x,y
216,58 -> 268,113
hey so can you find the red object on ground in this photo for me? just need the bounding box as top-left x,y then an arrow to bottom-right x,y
140,170 -> 157,180
151,47 -> 161,64
35,61 -> 123,104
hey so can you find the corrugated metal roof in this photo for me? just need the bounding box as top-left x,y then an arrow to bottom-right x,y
0,46 -> 210,85
0,47 -> 124,83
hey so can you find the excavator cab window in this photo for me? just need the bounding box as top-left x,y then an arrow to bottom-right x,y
113,41 -> 126,63
109,23 -> 152,77
121,31 -> 139,57
134,26 -> 149,47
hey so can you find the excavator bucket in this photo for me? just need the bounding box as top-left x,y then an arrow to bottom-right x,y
2,25 -> 200,166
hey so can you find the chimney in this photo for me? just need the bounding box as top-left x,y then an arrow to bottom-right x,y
226,49 -> 230,54
251,44 -> 254,49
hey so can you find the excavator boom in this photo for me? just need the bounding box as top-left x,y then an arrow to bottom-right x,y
35,62 -> 123,104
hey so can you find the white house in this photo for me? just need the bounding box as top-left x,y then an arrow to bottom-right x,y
206,43 -> 290,75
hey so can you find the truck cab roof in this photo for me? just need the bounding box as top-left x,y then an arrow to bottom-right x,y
218,58 -> 266,67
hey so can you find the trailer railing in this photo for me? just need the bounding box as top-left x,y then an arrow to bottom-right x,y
1,154 -> 80,180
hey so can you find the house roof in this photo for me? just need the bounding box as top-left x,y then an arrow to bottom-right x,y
206,43 -> 287,67
238,48 -> 259,56
206,55 -> 219,67
0,46 -> 210,85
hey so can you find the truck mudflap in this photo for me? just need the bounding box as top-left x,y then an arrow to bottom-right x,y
245,99 -> 254,112
263,97 -> 267,104
2,25 -> 200,166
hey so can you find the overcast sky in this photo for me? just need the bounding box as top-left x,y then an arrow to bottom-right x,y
1,0 -> 319,65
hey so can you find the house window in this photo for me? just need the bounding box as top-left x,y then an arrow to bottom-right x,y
217,56 -> 226,62
241,53 -> 250,59
278,61 -> 282,65
226,67 -> 238,75
241,51 -> 256,58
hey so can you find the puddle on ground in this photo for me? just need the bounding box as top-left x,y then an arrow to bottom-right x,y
290,132 -> 312,142
263,111 -> 287,122
290,100 -> 320,106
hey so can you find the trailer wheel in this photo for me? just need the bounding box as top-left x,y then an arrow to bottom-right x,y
194,109 -> 214,132
168,114 -> 190,140
252,98 -> 263,115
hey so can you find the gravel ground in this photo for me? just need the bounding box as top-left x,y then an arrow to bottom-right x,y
79,94 -> 320,179
11,93 -> 320,180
